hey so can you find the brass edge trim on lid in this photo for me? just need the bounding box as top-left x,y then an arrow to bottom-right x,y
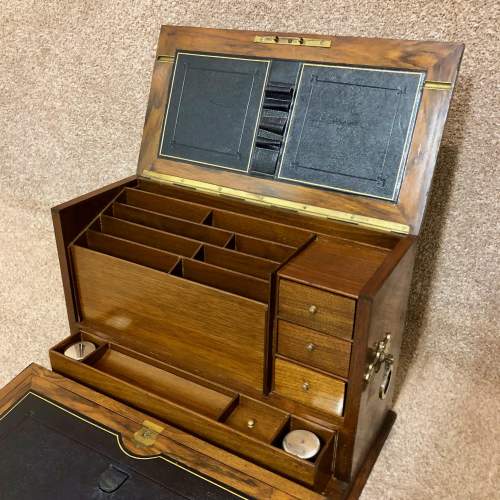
254,35 -> 331,48
424,80 -> 453,90
141,170 -> 410,234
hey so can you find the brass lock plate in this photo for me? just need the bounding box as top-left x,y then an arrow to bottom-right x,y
254,35 -> 331,48
133,420 -> 164,448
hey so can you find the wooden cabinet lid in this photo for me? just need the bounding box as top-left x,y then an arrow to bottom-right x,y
137,25 -> 463,235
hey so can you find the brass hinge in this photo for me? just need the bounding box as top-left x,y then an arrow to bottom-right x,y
424,80 -> 453,91
133,420 -> 164,447
254,35 -> 331,48
157,54 -> 175,64
141,170 -> 410,234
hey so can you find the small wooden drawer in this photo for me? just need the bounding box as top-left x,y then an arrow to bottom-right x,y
278,279 -> 355,339
274,358 -> 345,416
223,396 -> 288,443
277,320 -> 351,378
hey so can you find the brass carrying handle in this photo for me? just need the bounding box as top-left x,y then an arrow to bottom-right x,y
364,333 -> 394,399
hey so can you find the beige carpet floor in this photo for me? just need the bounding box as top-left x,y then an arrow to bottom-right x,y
0,1 -> 498,498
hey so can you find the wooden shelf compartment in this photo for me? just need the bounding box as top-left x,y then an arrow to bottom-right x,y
118,187 -> 212,223
171,258 -> 270,303
69,245 -> 269,393
50,331 -> 336,488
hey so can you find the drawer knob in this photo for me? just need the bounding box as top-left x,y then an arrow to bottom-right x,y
306,342 -> 316,352
247,419 -> 256,429
308,305 -> 318,315
302,381 -> 310,392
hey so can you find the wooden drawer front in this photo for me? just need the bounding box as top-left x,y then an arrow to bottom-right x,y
277,321 -> 351,378
274,358 -> 345,416
278,279 -> 355,339
223,396 -> 288,443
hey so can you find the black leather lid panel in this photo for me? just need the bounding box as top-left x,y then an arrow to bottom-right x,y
159,52 -> 269,172
277,65 -> 425,201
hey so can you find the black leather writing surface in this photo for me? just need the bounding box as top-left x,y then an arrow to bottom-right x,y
160,53 -> 269,172
0,392 -> 249,499
278,65 -> 424,200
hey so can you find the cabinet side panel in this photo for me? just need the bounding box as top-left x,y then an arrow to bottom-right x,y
350,241 -> 417,477
51,176 -> 137,327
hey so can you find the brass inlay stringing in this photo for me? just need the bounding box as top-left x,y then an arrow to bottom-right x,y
133,419 -> 164,447
254,35 -> 331,48
141,170 -> 411,234
424,80 -> 453,91
157,55 -> 175,63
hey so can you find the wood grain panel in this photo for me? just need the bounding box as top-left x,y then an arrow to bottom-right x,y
71,245 -> 267,392
279,237 -> 389,298
92,348 -> 236,419
278,280 -> 355,339
178,258 -> 269,303
233,234 -> 295,262
274,358 -> 345,416
277,321 -> 351,378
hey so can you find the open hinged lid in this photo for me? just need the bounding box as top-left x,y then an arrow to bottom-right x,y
137,26 -> 463,235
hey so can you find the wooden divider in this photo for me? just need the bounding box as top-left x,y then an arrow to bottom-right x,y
100,215 -> 201,257
121,187 -> 211,223
173,258 -> 270,303
112,203 -> 233,246
69,183 -> 316,303
86,230 -> 179,273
